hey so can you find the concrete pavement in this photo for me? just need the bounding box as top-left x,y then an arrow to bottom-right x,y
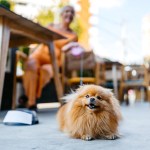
0,102 -> 150,150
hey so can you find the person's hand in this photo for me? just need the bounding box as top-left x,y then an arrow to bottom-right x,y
62,42 -> 85,56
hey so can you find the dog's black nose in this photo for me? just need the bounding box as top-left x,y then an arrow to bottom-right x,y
90,98 -> 95,103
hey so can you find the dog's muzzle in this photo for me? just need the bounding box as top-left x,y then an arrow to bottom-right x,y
86,98 -> 98,109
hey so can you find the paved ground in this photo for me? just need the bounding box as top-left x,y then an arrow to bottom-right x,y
0,102 -> 150,150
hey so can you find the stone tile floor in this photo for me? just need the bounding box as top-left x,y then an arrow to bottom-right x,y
0,102 -> 150,150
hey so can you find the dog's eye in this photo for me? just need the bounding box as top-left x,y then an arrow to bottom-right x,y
85,95 -> 89,98
97,96 -> 102,100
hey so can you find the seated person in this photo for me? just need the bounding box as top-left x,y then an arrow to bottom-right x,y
21,5 -> 78,109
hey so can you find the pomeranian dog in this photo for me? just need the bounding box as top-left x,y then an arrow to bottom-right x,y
57,84 -> 122,141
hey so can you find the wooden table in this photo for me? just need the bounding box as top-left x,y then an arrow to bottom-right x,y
0,5 -> 65,109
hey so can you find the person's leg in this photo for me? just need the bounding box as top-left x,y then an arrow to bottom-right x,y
23,58 -> 39,108
37,64 -> 53,98
22,44 -> 55,108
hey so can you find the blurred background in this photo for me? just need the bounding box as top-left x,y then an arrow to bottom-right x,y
1,0 -> 150,109
1,0 -> 150,64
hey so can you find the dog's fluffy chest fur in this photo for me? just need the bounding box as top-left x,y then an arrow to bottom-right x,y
57,85 -> 122,140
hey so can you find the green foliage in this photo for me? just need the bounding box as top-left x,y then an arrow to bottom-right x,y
35,9 -> 54,26
19,46 -> 30,56
0,0 -> 10,9
58,1 -> 67,9
18,46 -> 30,70
7,0 -> 15,11
71,17 -> 83,38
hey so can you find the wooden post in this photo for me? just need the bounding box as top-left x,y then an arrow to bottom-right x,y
0,17 -> 10,109
12,49 -> 17,109
47,42 -> 63,104
61,52 -> 65,93
95,62 -> 100,85
112,64 -> 118,98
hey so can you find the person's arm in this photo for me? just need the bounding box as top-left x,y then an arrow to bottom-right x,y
47,23 -> 78,41
63,33 -> 78,44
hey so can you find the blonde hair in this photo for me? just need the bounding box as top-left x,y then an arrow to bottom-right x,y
60,5 -> 75,15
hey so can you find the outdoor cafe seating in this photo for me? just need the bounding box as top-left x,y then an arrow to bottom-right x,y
95,57 -> 123,99
119,64 -> 150,104
61,50 -> 100,92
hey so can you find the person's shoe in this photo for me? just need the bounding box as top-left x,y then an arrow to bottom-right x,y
28,105 -> 37,112
17,95 -> 28,108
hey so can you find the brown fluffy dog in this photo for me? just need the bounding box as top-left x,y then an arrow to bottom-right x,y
57,85 -> 122,141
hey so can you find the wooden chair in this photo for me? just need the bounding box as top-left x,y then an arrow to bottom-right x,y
119,64 -> 150,103
61,50 -> 100,91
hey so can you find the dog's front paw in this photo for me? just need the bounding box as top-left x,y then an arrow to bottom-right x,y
105,134 -> 120,140
81,135 -> 93,141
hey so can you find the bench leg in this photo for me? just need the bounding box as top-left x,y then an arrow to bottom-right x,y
47,42 -> 63,104
0,17 -> 10,109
